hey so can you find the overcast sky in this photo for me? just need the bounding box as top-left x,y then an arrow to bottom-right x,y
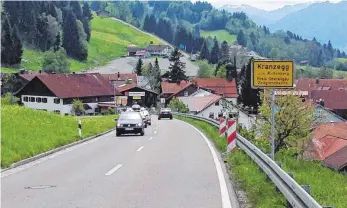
190,0 -> 343,11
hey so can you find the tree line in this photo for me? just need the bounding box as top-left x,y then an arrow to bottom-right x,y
1,1 -> 93,67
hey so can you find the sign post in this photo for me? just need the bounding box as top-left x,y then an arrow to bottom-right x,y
251,59 -> 294,160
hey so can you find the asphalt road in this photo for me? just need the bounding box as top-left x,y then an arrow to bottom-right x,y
89,56 -> 199,77
2,116 -> 238,208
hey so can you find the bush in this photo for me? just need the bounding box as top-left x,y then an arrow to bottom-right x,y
168,97 -> 189,113
1,92 -> 19,105
42,48 -> 70,74
71,99 -> 85,115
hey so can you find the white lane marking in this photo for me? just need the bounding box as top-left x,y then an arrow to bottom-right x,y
182,122 -> 233,208
2,130 -> 117,178
105,164 -> 123,176
154,131 -> 157,134
136,146 -> 144,152
149,137 -> 153,140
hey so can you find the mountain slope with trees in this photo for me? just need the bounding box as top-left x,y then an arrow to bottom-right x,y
1,1 -> 162,72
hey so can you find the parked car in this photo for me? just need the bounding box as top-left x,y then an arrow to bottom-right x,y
116,112 -> 145,136
142,110 -> 151,125
132,104 -> 141,112
163,55 -> 169,58
158,108 -> 173,120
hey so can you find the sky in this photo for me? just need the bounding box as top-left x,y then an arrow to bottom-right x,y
190,0 -> 343,11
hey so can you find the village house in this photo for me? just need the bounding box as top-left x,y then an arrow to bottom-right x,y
295,78 -> 347,119
96,10 -> 110,18
15,73 -> 121,115
304,122 -> 347,173
146,44 -> 172,56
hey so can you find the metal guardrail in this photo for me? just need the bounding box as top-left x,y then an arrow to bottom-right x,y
174,113 -> 324,208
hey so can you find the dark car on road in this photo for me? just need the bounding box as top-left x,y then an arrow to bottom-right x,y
116,112 -> 145,136
158,108 -> 173,120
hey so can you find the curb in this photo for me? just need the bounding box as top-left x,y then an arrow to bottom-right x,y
1,128 -> 116,173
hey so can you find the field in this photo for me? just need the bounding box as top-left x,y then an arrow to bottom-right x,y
1,105 -> 118,168
201,30 -> 237,44
296,65 -> 347,79
175,115 -> 347,208
4,15 -> 162,73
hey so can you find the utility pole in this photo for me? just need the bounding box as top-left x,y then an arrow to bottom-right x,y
270,89 -> 276,160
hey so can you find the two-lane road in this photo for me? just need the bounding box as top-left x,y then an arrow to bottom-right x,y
2,116 -> 238,208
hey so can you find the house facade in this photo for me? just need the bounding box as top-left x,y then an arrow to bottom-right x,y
146,45 -> 172,56
15,74 -> 120,115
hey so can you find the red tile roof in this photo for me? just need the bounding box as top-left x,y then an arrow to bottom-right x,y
32,74 -> 120,98
193,78 -> 238,98
178,94 -> 222,112
322,145 -> 347,170
296,78 -> 347,93
117,83 -> 137,92
311,90 -> 347,110
161,80 -> 191,94
305,122 -> 347,160
19,73 -> 45,81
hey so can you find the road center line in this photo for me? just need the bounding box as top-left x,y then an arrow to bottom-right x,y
136,146 -> 144,152
154,131 -> 157,134
105,164 -> 123,176
149,137 -> 153,140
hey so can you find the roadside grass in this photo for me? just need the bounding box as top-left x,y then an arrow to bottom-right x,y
296,65 -> 347,78
277,151 -> 347,208
1,105 -> 118,168
174,115 -> 286,207
3,15 -> 162,72
201,29 -> 237,44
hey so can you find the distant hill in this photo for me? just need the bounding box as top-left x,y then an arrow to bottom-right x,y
269,1 -> 347,51
220,2 -> 312,25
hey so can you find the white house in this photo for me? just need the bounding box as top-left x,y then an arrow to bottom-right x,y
146,45 -> 172,56
15,73 -> 121,115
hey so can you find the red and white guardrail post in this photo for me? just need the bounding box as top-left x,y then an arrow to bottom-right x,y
227,120 -> 237,153
219,118 -> 227,137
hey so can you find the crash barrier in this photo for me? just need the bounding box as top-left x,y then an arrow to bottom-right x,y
174,113 -> 333,208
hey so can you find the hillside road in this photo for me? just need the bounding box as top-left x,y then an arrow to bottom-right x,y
1,116 -> 239,208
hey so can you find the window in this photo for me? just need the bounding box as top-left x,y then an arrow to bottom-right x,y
42,98 -> 47,103
54,110 -> 60,114
215,101 -> 220,106
23,97 -> 28,102
36,97 -> 42,103
30,97 -> 35,102
184,91 -> 188,96
54,98 -> 60,104
95,97 -> 99,102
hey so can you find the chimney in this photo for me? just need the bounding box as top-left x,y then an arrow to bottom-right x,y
39,70 -> 42,74
117,72 -> 120,80
72,72 -> 76,74
315,79 -> 319,84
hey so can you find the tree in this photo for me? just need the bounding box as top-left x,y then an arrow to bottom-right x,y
197,60 -> 213,78
82,2 -> 93,21
134,58 -> 143,75
226,61 -> 237,82
166,48 -> 188,83
142,60 -> 162,93
53,32 -> 61,52
82,2 -> 92,42
153,57 -> 162,92
210,37 -> 219,64
72,99 -> 85,115
220,40 -> 229,62
258,93 -> 314,154
62,9 -> 88,61
70,1 -> 83,21
192,25 -> 200,38
42,48 -> 71,74
216,64 -> 227,78
238,59 -> 261,111
168,97 -> 189,113
200,40 -> 210,61
1,92 -> 19,105
237,29 -> 247,47
174,25 -> 188,49
1,11 -> 23,65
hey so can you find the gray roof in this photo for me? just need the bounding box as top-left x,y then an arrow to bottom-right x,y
146,45 -> 169,52
127,47 -> 144,53
137,76 -> 152,90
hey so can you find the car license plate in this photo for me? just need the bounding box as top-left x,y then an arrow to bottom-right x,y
125,128 -> 133,130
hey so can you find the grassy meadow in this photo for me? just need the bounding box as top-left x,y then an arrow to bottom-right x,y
1,105 -> 118,168
4,15 -> 162,73
201,29 -> 237,44
174,115 -> 347,208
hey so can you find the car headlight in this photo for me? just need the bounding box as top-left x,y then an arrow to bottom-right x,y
137,123 -> 142,127
117,123 -> 121,127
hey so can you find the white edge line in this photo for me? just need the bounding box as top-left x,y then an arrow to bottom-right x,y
149,137 -> 153,140
105,164 -> 123,176
182,122 -> 233,208
154,131 -> 157,134
136,146 -> 144,152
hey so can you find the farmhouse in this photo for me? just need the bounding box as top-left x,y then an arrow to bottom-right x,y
96,10 -> 110,18
146,44 -> 172,56
15,74 -> 121,115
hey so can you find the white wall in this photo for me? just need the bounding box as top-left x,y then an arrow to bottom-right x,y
21,95 -> 99,115
196,102 -> 224,119
224,98 -> 237,105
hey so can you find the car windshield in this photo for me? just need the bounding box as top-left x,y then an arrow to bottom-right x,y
161,108 -> 171,112
119,113 -> 141,120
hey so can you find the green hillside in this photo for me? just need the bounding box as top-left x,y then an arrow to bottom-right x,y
4,15 -> 162,73
201,30 -> 237,44
1,104 -> 118,168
